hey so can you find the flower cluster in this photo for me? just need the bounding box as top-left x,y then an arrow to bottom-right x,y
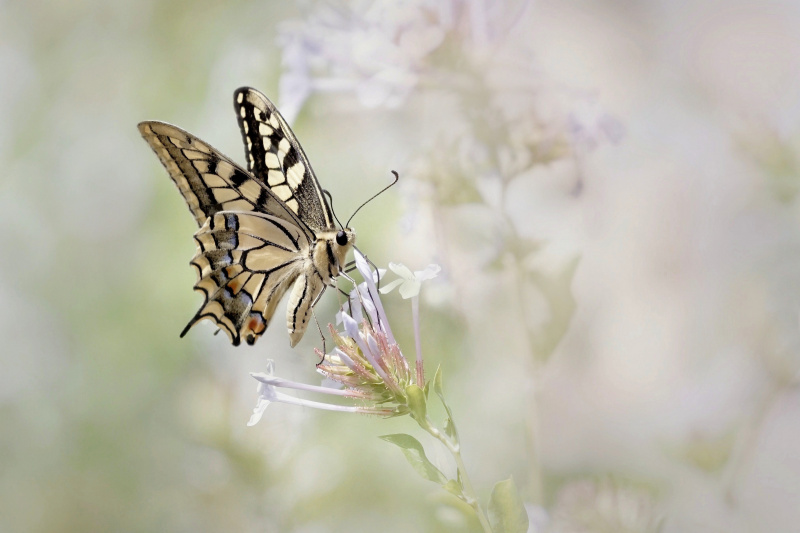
248,250 -> 438,425
275,0 -> 535,116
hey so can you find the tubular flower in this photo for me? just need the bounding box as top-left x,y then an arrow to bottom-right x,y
249,249 -> 425,423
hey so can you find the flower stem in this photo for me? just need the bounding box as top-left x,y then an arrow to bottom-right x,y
420,417 -> 494,533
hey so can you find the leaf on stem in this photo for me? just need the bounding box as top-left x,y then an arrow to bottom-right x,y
443,479 -> 465,500
379,433 -> 447,485
433,366 -> 458,440
406,384 -> 428,423
488,477 -> 529,533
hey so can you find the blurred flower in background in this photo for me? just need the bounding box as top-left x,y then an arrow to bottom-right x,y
546,478 -> 662,533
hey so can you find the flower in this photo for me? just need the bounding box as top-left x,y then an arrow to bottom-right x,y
248,249 -> 423,424
380,262 -> 441,299
547,479 -> 662,533
317,250 -> 415,405
247,360 -> 382,426
276,0 -> 533,109
378,261 -> 440,384
568,97 -> 625,151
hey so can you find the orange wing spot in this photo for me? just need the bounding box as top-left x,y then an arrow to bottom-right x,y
244,315 -> 267,345
227,277 -> 242,293
247,316 -> 266,335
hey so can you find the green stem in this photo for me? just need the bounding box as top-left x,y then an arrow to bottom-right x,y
420,418 -> 494,533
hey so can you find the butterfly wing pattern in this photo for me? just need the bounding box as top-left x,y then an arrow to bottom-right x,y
234,87 -> 334,231
138,88 -> 355,347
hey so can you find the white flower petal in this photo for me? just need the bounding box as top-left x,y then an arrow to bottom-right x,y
414,264 -> 441,281
379,278 -> 404,294
248,371 -> 277,426
399,280 -> 422,299
247,397 -> 270,426
389,262 -> 415,280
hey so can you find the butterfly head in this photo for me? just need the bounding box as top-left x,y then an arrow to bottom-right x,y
313,228 -> 356,282
332,228 -> 356,266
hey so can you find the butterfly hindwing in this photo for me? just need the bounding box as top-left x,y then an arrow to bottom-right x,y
186,211 -> 311,346
234,87 -> 334,231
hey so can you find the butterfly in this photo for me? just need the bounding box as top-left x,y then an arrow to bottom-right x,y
138,87 -> 355,347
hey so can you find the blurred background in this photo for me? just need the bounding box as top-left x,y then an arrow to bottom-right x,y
3,0 -> 800,531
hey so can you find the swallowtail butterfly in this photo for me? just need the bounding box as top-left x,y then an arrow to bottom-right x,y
139,87 -> 355,347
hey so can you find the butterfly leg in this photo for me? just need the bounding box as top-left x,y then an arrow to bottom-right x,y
312,308 -> 328,365
340,272 -> 377,330
309,286 -> 328,364
333,277 -> 355,319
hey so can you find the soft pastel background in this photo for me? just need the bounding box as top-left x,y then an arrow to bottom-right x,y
3,1 -> 800,531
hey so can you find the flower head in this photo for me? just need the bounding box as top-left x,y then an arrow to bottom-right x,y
317,250 -> 418,412
380,262 -> 441,299
248,249 -> 424,424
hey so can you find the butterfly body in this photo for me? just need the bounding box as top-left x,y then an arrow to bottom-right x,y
139,88 -> 354,347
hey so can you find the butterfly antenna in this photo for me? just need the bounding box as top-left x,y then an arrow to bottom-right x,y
323,190 -> 347,229
345,170 -> 399,228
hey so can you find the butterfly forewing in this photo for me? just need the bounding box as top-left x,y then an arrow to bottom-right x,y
138,121 -> 311,239
234,87 -> 335,231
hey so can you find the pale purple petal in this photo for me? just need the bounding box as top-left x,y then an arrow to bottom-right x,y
349,292 -> 365,323
356,284 -> 377,325
354,249 -> 374,282
354,249 -> 395,343
342,312 -> 361,341
332,348 -> 357,371
366,333 -> 380,360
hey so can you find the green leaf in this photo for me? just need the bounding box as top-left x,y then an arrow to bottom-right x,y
379,433 -> 447,485
443,479 -> 465,500
432,365 -> 444,396
406,384 -> 427,423
488,477 -> 529,533
433,366 -> 458,439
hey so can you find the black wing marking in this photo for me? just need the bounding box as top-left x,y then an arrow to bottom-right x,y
234,87 -> 335,231
184,212 -> 308,346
